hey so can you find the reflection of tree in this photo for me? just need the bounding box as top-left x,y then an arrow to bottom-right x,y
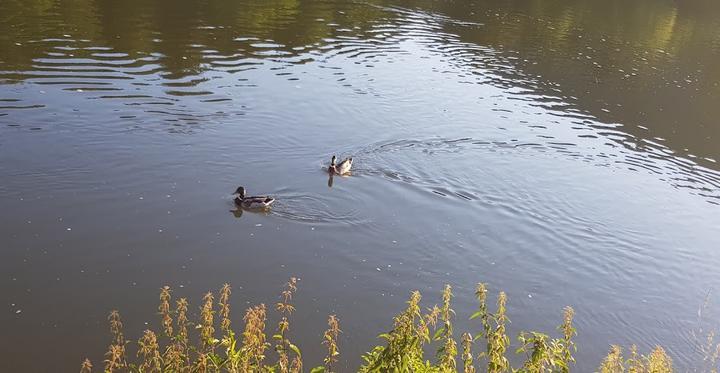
393,0 -> 720,164
0,0 -> 718,163
0,0 -> 382,75
2,0 -> 718,78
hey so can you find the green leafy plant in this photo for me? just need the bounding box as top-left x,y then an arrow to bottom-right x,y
81,280 -> 707,373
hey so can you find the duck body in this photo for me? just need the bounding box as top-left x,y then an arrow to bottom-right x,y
233,186 -> 275,209
329,155 -> 353,175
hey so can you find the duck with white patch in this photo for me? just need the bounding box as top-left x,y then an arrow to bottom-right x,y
329,155 -> 353,175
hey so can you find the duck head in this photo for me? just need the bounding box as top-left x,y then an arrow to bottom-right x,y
233,186 -> 246,199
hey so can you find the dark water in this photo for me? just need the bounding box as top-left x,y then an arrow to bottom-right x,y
1,0 -> 720,371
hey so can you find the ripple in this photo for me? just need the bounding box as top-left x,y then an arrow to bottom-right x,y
265,189 -> 366,226
0,104 -> 45,109
351,135 -> 720,204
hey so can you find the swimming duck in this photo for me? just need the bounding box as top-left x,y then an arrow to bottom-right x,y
233,186 -> 275,209
329,155 -> 353,175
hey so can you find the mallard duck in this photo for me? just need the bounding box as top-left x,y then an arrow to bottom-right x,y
233,186 -> 275,209
329,155 -> 353,175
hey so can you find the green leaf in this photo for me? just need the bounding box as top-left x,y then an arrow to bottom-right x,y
432,326 -> 445,340
288,343 -> 302,358
310,367 -> 326,373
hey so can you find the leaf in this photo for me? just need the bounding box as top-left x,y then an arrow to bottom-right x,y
310,367 -> 326,373
432,327 -> 445,340
288,343 -> 302,358
469,311 -> 482,320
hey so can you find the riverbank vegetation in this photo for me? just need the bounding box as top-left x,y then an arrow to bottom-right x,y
80,279 -> 712,372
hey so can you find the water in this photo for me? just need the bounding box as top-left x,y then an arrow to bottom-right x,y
1,0 -> 719,370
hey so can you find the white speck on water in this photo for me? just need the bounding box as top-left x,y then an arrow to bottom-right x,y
76,89 -> 83,92
179,285 -> 184,288
392,240 -> 397,244
158,229 -> 163,233
15,309 -> 22,314
139,196 -> 144,200
311,227 -> 315,230
528,294 -> 532,298
376,267 -> 381,271
255,224 -> 262,227
66,228 -> 72,231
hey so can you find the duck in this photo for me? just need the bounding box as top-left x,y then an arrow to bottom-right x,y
233,186 -> 275,209
329,155 -> 353,175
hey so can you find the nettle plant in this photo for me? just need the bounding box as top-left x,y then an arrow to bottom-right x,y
81,280 -> 684,373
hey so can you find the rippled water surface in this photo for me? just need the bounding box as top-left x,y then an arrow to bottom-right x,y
1,0 -> 720,370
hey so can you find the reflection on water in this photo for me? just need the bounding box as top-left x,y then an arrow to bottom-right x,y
1,0 -> 719,371
1,0 -> 719,200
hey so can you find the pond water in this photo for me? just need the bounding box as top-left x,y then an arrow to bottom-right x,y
1,0 -> 719,371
